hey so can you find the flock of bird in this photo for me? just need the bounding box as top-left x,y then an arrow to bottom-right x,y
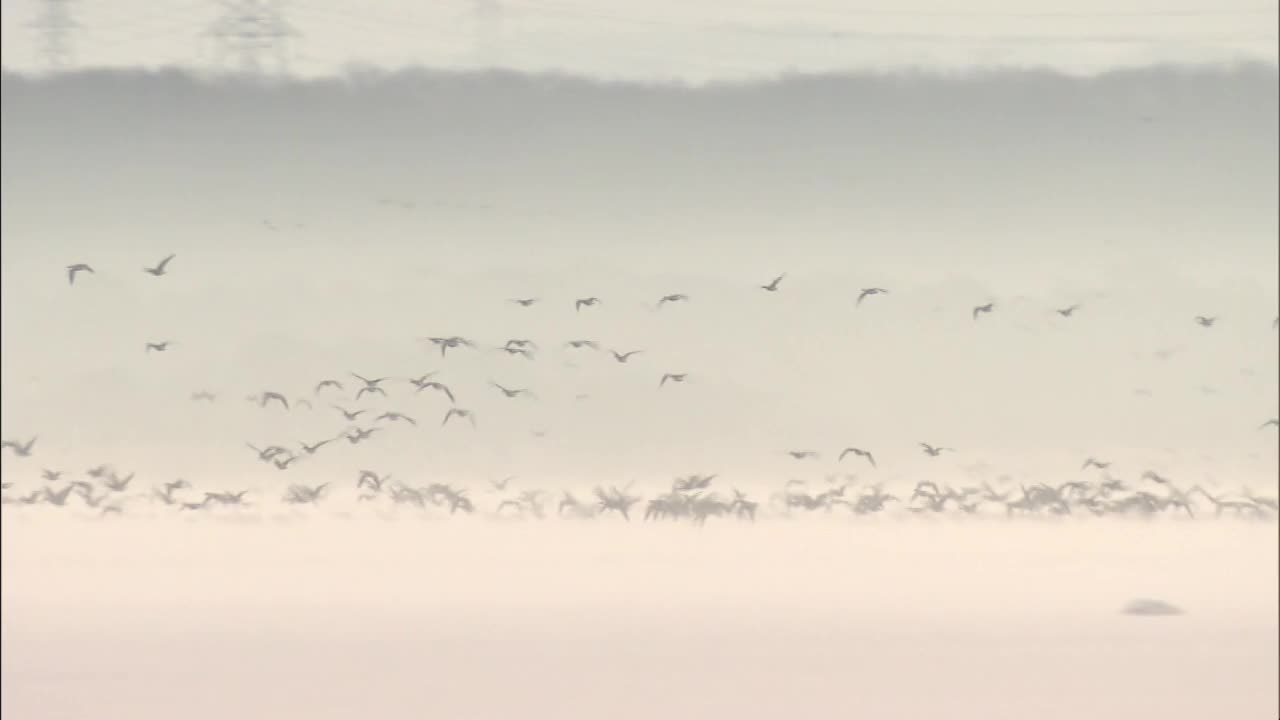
1,250 -> 1277,523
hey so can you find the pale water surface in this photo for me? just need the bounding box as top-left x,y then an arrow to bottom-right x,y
3,517 -> 1276,719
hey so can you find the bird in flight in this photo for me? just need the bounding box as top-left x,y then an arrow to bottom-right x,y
346,426 -> 382,444
258,391 -> 289,410
919,443 -> 952,457
190,391 -> 217,402
1,437 -> 36,457
565,340 -> 599,350
490,476 -> 515,491
357,470 -> 390,492
143,254 -> 176,277
314,379 -> 344,395
610,350 -> 643,363
299,438 -> 335,455
1056,304 -> 1081,318
377,411 -> 417,425
498,345 -> 535,359
856,288 -> 888,306
424,337 -> 475,357
1141,470 -> 1170,485
146,341 -> 172,353
1194,316 -> 1216,328
332,406 -> 367,422
1260,418 -> 1279,429
41,469 -> 63,482
1081,457 -> 1111,471
839,447 -> 876,467
442,407 -> 477,428
490,382 -> 535,399
67,263 -> 95,285
760,274 -> 786,292
575,297 -> 601,312
788,450 -> 820,460
509,298 -> 539,307
351,373 -> 390,399
415,380 -> 455,403
659,373 -> 687,388
972,303 -> 995,321
656,293 -> 689,308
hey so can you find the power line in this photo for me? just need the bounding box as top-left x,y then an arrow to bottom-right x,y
203,0 -> 300,75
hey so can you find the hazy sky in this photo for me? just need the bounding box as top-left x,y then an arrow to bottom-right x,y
0,0 -> 1277,81
2,66 -> 1276,490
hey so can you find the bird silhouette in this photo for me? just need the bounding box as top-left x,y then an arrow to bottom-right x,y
610,350 -> 643,363
1,437 -> 37,457
66,264 -> 94,285
839,447 -> 876,467
491,382 -> 535,399
314,379 -> 344,395
660,373 -> 687,388
920,443 -> 953,457
443,407 -> 477,428
856,288 -> 888,306
575,297 -> 601,312
972,303 -> 995,320
1194,316 -> 1216,328
760,274 -> 786,292
142,254 -> 176,276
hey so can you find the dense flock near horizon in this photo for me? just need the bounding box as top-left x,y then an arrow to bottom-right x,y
3,251 -> 1277,524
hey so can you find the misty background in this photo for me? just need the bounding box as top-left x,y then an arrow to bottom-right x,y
1,65 -> 1277,490
0,0 -> 1277,80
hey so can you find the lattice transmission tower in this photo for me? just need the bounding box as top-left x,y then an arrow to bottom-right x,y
204,0 -> 299,76
28,0 -> 80,71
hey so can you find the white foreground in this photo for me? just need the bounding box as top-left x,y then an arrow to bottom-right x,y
3,515 -> 1277,720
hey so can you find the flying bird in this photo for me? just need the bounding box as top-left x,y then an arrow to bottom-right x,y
1056,304 -> 1081,317
565,340 -> 600,350
656,293 -> 689,308
300,438 -> 335,454
919,443 -> 952,457
788,450 -> 820,460
760,274 -> 785,292
610,350 -> 643,363
1194,316 -> 1216,328
1081,457 -> 1111,471
509,298 -> 539,307
314,379 -> 344,395
423,337 -> 475,357
442,407 -> 477,428
839,447 -> 876,467
145,341 -> 172,353
659,373 -> 687,388
415,381 -> 455,403
143,254 -> 176,276
972,303 -> 995,321
1260,418 -> 1279,429
66,264 -> 94,285
332,406 -> 367,422
190,391 -> 217,402
490,382 -> 535,399
377,411 -> 417,425
575,297 -> 601,312
856,288 -> 888,306
1,437 -> 37,457
258,391 -> 289,410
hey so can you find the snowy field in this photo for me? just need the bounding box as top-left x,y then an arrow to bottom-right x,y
3,516 -> 1276,720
